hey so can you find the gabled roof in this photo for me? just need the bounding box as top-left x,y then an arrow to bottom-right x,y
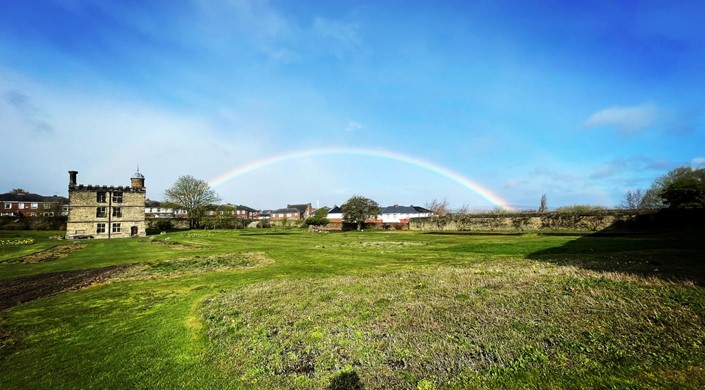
412,205 -> 432,213
381,205 -> 420,214
287,203 -> 311,213
237,205 -> 258,212
328,205 -> 343,214
274,207 -> 303,214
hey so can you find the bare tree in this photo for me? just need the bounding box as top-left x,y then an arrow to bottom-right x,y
620,189 -> 645,209
164,175 -> 220,229
457,204 -> 470,215
425,198 -> 449,217
539,194 -> 548,212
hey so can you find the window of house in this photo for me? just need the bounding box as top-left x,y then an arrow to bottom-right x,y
3,203 -> 10,209
31,203 -> 38,209
112,192 -> 123,203
97,223 -> 106,233
112,207 -> 122,217
19,203 -> 25,209
97,192 -> 106,203
112,223 -> 121,233
96,207 -> 107,217
31,212 -> 37,217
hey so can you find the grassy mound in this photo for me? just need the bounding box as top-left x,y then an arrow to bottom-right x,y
115,252 -> 275,281
203,261 -> 705,389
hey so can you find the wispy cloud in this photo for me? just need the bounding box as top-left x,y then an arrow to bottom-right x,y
584,103 -> 659,134
2,89 -> 55,134
312,17 -> 362,57
589,156 -> 670,180
692,157 -> 705,168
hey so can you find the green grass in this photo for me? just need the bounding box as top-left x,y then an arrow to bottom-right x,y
1,228 -> 704,389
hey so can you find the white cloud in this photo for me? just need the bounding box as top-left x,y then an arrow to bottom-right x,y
0,71 -> 268,201
584,103 -> 658,134
692,157 -> 705,168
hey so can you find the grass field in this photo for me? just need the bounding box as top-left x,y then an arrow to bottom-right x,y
1,227 -> 704,389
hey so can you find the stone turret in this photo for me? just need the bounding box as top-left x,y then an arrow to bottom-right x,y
131,168 -> 145,189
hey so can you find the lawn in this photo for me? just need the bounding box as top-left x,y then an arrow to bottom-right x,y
0,228 -> 704,389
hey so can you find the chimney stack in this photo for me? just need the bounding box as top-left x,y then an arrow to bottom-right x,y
68,171 -> 78,186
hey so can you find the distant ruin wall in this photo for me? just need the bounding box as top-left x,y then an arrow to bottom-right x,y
145,218 -> 191,230
408,210 -> 657,232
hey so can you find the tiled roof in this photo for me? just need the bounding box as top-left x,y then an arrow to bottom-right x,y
0,192 -> 68,203
274,208 -> 302,214
381,205 -> 419,214
287,204 -> 311,213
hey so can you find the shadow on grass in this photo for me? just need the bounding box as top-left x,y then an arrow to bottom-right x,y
527,209 -> 705,285
329,371 -> 363,390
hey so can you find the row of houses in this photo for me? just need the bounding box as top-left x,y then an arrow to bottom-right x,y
7,170 -> 434,239
146,201 -> 432,224
3,189 -> 433,226
0,190 -> 69,217
145,201 -> 314,221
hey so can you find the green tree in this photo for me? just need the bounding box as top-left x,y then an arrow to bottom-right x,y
342,196 -> 380,231
305,206 -> 330,226
164,175 -> 220,229
641,167 -> 696,208
660,169 -> 705,208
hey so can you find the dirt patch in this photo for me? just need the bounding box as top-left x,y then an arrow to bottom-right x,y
0,265 -> 130,311
11,244 -> 87,264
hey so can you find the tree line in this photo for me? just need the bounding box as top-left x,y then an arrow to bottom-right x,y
621,166 -> 705,209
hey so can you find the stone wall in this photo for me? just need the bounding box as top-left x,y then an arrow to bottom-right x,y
408,210 -> 652,232
67,188 -> 146,238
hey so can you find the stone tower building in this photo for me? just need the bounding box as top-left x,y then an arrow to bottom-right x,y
66,170 -> 147,239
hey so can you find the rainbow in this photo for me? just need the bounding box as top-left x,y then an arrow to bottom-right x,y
208,147 -> 513,210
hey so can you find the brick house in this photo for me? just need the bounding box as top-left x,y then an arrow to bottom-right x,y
269,207 -> 304,221
235,205 -> 259,219
0,190 -> 68,217
66,170 -> 146,239
288,203 -> 314,219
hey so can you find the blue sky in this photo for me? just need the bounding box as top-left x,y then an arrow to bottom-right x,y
1,0 -> 703,210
